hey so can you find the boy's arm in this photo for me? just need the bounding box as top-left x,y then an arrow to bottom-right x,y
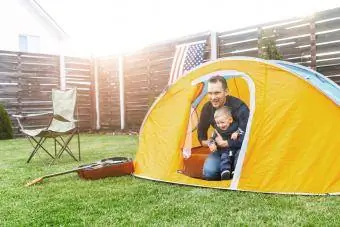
227,128 -> 245,148
210,131 -> 217,141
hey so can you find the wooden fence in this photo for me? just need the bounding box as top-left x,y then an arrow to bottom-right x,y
97,56 -> 120,129
0,50 -> 95,136
65,56 -> 95,130
97,7 -> 340,130
218,7 -> 340,82
97,32 -> 211,129
0,7 -> 339,136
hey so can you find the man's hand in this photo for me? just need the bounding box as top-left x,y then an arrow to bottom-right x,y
231,132 -> 239,140
214,130 -> 229,147
208,141 -> 217,152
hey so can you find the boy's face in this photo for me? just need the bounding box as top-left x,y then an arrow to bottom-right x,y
215,114 -> 233,130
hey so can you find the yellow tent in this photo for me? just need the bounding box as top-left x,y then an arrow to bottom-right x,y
134,57 -> 340,195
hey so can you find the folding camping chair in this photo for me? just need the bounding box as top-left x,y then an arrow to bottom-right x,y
13,88 -> 80,164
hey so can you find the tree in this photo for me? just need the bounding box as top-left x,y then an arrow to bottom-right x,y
258,30 -> 283,60
0,104 -> 13,139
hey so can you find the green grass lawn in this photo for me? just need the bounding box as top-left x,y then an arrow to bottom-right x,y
1,134 -> 339,226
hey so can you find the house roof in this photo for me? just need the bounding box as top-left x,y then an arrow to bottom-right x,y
19,0 -> 69,40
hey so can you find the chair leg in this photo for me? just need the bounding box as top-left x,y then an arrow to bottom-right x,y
31,137 -> 55,158
55,136 -> 78,161
27,136 -> 37,148
50,134 -> 78,165
27,137 -> 44,163
26,137 -> 54,163
77,131 -> 81,161
54,138 -> 57,157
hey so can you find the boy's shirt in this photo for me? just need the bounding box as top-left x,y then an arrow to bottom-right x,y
197,96 -> 249,143
210,121 -> 244,149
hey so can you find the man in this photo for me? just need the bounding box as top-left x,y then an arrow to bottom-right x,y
197,75 -> 249,180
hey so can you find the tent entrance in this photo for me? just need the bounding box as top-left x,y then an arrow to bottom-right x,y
179,71 -> 255,185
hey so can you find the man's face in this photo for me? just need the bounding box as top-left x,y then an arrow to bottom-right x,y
207,81 -> 227,108
215,115 -> 233,130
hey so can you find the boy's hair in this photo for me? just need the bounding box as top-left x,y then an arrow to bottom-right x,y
214,106 -> 232,119
208,75 -> 228,90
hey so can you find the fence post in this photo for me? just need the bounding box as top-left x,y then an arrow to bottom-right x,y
118,56 -> 125,130
93,57 -> 100,130
210,31 -> 218,60
88,57 -> 97,131
310,14 -> 317,70
59,41 -> 66,90
17,53 -> 23,116
257,27 -> 263,57
146,50 -> 154,109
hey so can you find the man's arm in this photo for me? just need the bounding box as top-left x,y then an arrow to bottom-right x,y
224,104 -> 248,149
201,140 -> 210,147
197,103 -> 211,147
236,104 -> 250,132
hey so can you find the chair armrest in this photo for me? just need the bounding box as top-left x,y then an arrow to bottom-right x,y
12,112 -> 53,119
13,112 -> 53,131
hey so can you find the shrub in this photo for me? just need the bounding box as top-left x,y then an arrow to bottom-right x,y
0,104 -> 13,139
258,30 -> 283,60
259,38 -> 283,60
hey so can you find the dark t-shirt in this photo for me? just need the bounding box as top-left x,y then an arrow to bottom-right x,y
197,95 -> 249,143
211,121 -> 244,149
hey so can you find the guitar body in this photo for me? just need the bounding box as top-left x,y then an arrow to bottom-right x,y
77,157 -> 134,180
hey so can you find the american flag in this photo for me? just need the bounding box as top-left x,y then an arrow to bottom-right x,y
168,40 -> 206,85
